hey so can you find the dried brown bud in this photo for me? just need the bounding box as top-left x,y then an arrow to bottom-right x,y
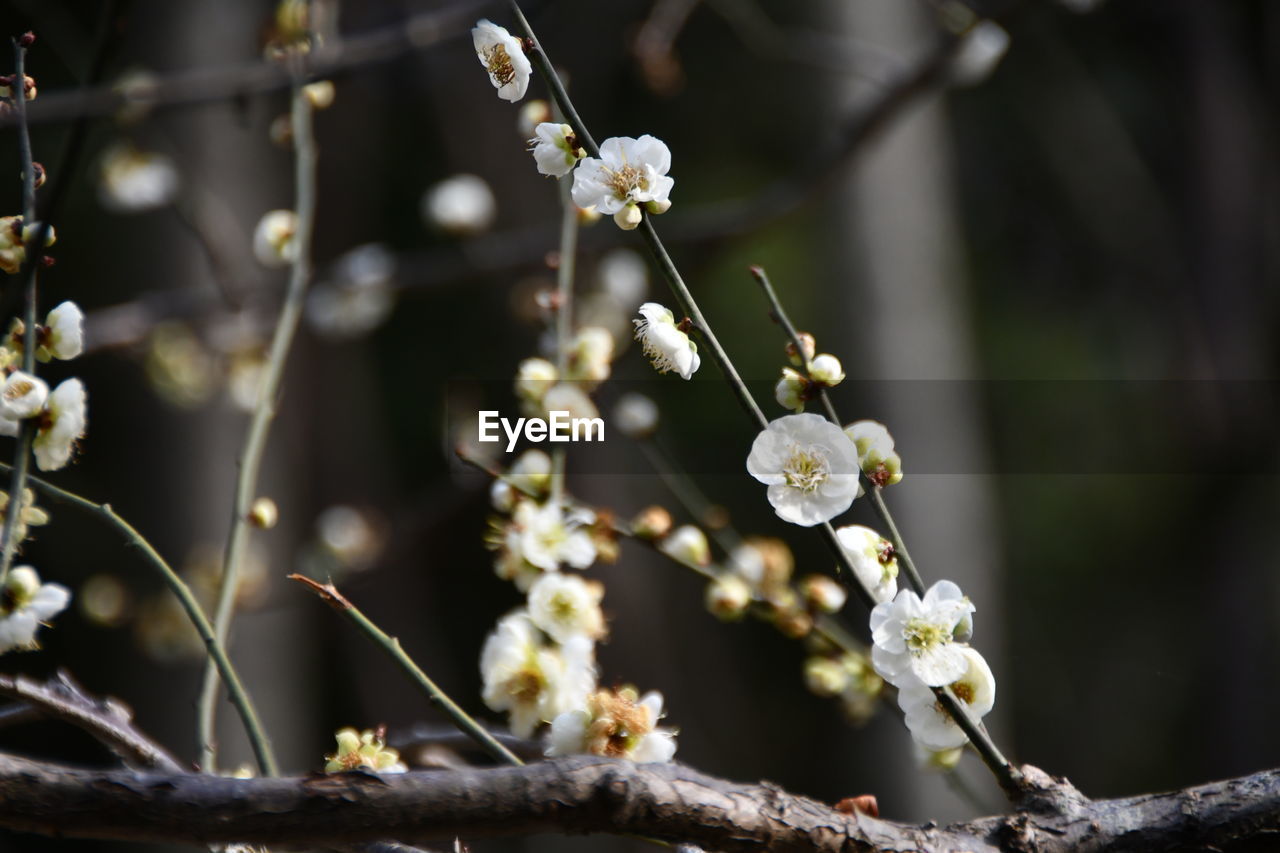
834,794 -> 879,818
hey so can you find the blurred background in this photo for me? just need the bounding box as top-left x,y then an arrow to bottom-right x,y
0,0 -> 1277,850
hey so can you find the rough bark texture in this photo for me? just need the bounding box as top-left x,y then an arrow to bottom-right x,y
1,754 -> 1278,852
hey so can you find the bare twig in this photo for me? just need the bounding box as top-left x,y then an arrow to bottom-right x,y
0,671 -> 182,772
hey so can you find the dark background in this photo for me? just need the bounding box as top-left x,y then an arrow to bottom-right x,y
0,0 -> 1277,850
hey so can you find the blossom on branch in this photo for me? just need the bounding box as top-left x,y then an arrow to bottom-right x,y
481,610 -> 596,737
546,686 -> 677,762
0,565 -> 70,654
527,572 -> 606,644
834,524 -> 899,604
897,646 -> 996,750
571,136 -> 673,230
869,580 -> 975,687
472,20 -> 532,102
633,302 -> 699,380
746,413 -> 861,526
33,378 -> 87,471
529,122 -> 583,178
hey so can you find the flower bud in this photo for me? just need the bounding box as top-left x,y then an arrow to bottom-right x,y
774,367 -> 808,413
809,353 -> 845,387
253,209 -> 297,267
705,574 -> 751,622
302,80 -> 335,109
799,574 -> 847,614
612,393 -> 659,439
659,525 -> 710,567
21,221 -> 55,247
613,203 -> 642,231
786,332 -> 816,367
631,505 -> 672,539
773,607 -> 813,640
248,496 -> 279,529
645,198 -> 671,215
514,358 -> 557,402
804,656 -> 850,697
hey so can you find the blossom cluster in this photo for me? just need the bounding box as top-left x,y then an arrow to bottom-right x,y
0,301 -> 88,471
472,20 -> 674,231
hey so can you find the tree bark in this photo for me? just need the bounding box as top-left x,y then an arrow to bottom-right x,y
1,753 -> 1277,852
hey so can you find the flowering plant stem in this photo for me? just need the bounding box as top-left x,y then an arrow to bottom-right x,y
197,67 -> 318,774
288,574 -> 524,767
0,462 -> 277,776
549,175 -> 578,506
510,5 -> 1020,793
748,265 -> 928,596
0,38 -> 41,591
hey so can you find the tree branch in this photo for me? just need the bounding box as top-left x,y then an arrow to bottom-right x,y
0,753 -> 1276,852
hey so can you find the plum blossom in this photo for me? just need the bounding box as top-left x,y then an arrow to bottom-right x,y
480,610 -> 596,737
33,378 -> 87,471
472,20 -> 532,102
0,565 -> 70,653
546,686 -> 676,762
869,580 -> 975,687
527,572 -> 605,643
633,302 -> 698,379
571,135 -> 673,229
746,413 -> 861,526
834,524 -> 899,604
529,122 -> 583,178
897,647 -> 996,750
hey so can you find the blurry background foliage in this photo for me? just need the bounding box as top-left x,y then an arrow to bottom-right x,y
0,0 -> 1277,850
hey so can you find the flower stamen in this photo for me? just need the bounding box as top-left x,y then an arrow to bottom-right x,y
782,445 -> 830,493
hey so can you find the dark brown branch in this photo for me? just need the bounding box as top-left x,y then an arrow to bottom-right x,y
0,754 -> 1277,852
1,0 -> 488,128
0,671 -> 182,772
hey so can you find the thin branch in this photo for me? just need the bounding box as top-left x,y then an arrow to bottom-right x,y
198,57 -> 320,774
288,574 -> 524,768
0,671 -> 182,772
0,461 -> 277,776
0,753 -> 1276,853
549,174 -> 578,506
1,1 -> 490,129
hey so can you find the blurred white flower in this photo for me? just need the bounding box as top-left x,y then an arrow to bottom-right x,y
612,393 -> 659,439
472,20 -> 532,102
659,525 -> 710,567
746,413 -> 860,526
633,302 -> 698,380
869,580 -> 975,688
775,366 -> 807,413
597,249 -> 648,304
481,610 -> 595,737
527,572 -> 605,643
99,144 -> 179,213
565,326 -> 613,386
253,209 -> 297,267
516,501 -> 597,573
305,244 -> 397,341
949,21 -> 1011,87
0,565 -> 70,653
422,174 -> 496,235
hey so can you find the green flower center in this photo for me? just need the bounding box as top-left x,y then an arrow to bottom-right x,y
903,617 -> 948,654
783,446 -> 829,493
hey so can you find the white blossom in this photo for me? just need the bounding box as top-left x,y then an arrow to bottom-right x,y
898,647 -> 996,750
746,413 -> 861,527
33,378 -> 87,471
516,501 -> 597,574
809,353 -> 845,386
480,611 -> 597,737
659,525 -> 710,567
472,20 -> 532,102
546,687 -> 676,762
844,419 -> 904,486
422,174 -> 496,235
869,580 -> 975,687
540,383 -> 599,422
775,367 -> 807,413
834,524 -> 899,604
565,326 -> 614,386
41,302 -> 85,361
515,357 -> 558,403
633,302 -> 699,379
612,393 -> 659,439
305,244 -> 396,341
0,565 -> 70,653
99,145 -> 179,213
253,210 -> 297,267
571,135 -> 674,227
0,371 -> 48,421
527,572 -> 605,643
529,122 -> 582,178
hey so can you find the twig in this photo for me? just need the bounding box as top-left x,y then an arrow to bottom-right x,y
198,59 -> 319,774
0,461 -> 278,775
747,266 -> 928,595
288,574 -> 524,768
0,35 -> 42,591
0,671 -> 182,772
549,174 -> 578,506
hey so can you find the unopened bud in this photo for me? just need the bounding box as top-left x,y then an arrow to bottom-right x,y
302,80 -> 335,110
809,353 -> 845,387
645,198 -> 671,215
29,162 -> 45,189
659,525 -> 710,567
18,32 -> 35,48
800,574 -> 847,614
613,203 -> 642,231
705,574 -> 751,622
786,333 -> 816,367
774,367 -> 808,413
631,505 -> 672,540
804,656 -> 850,697
774,607 -> 813,640
248,497 -> 279,529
